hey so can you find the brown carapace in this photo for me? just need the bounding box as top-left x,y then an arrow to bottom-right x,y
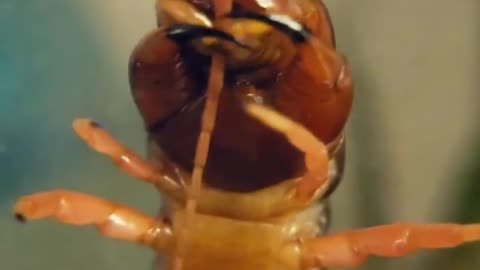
13,1 -> 480,270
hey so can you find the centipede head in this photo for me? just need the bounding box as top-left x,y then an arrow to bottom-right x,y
130,0 -> 351,193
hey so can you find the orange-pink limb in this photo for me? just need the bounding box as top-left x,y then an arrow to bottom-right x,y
72,119 -> 181,198
245,103 -> 329,200
302,223 -> 480,268
13,190 -> 172,250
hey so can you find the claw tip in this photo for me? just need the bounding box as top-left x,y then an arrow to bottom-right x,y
14,213 -> 26,223
90,121 -> 103,129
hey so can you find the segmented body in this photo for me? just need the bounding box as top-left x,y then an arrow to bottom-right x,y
13,1 -> 480,270
128,1 -> 351,269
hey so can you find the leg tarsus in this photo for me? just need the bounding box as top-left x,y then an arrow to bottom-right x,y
13,190 -> 173,249
72,119 -> 182,199
302,223 -> 480,268
73,119 -> 158,182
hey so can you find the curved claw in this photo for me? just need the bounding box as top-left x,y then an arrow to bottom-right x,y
301,223 -> 480,268
245,103 -> 329,200
166,24 -> 251,49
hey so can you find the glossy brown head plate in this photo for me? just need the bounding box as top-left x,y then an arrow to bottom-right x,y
130,0 -> 353,192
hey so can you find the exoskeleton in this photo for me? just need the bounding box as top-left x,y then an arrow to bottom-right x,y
14,1 -> 480,270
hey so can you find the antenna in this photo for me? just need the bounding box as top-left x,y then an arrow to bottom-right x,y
171,1 -> 232,270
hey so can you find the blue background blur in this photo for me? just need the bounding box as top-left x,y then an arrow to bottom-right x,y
1,1 -> 479,270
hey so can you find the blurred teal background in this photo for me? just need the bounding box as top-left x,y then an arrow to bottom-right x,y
0,0 -> 479,270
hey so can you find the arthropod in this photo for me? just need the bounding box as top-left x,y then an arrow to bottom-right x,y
13,1 -> 480,270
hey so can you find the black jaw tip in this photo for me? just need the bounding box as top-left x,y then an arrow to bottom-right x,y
166,24 -> 250,49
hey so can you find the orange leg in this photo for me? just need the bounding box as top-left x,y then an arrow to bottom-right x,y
14,190 -> 172,250
72,119 -> 182,199
301,223 -> 480,268
245,103 -> 329,200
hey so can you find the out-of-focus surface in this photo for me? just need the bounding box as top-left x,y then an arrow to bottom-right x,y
0,1 -> 478,270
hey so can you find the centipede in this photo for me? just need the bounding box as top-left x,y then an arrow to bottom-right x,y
13,1 -> 480,270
